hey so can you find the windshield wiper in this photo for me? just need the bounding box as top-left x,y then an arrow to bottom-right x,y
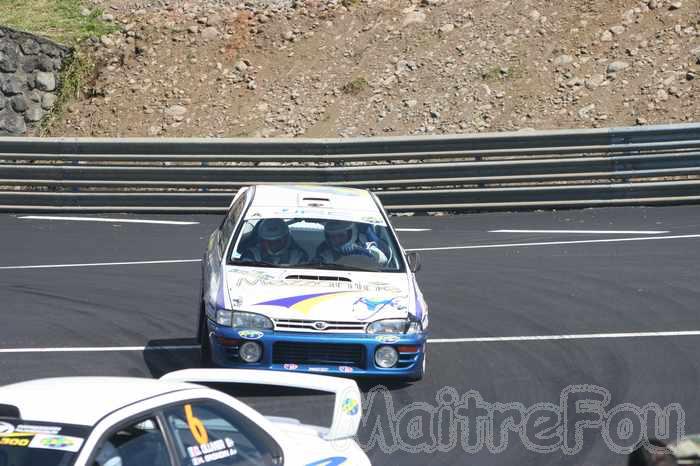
305,262 -> 377,272
233,260 -> 279,268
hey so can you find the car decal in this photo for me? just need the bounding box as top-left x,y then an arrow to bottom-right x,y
238,330 -> 264,340
256,291 -> 356,315
305,457 -> 347,466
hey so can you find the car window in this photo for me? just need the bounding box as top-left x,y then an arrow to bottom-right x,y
92,417 -> 172,466
219,194 -> 248,252
229,217 -> 404,272
163,401 -> 280,466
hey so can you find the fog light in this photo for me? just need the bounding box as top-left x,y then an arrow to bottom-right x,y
239,342 -> 262,363
375,346 -> 399,368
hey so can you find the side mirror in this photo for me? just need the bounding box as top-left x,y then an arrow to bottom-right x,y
406,252 -> 421,273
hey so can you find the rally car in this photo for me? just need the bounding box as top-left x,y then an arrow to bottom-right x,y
0,368 -> 369,466
199,185 -> 429,380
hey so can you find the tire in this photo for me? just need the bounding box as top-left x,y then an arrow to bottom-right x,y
198,303 -> 213,368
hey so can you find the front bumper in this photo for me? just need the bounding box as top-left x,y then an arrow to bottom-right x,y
206,319 -> 427,378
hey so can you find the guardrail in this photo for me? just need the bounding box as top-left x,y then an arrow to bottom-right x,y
1,123 -> 699,212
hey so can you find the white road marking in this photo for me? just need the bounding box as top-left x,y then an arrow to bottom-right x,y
3,234 -> 697,271
490,229 -> 669,235
406,233 -> 700,252
18,215 -> 199,225
395,228 -> 432,232
0,259 -> 202,270
3,330 -> 700,353
429,330 -> 700,343
0,345 -> 201,354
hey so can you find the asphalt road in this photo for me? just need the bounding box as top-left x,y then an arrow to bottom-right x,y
1,205 -> 700,466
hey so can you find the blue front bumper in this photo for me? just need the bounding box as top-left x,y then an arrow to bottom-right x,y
207,320 -> 426,378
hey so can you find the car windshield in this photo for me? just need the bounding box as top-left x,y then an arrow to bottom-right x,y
228,217 -> 404,272
0,419 -> 89,466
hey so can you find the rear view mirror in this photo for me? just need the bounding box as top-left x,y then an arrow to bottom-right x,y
406,252 -> 421,273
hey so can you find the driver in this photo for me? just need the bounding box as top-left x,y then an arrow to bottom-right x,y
243,218 -> 308,266
315,220 -> 388,266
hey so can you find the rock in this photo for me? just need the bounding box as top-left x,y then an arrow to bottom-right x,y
207,14 -> 223,26
80,7 -> 91,17
234,60 -> 248,72
2,76 -> 24,95
0,46 -> 19,73
35,72 -> 56,91
585,74 -> 606,89
404,99 -> 418,108
41,93 -> 57,110
692,47 -> 700,64
0,109 -> 26,134
649,0 -> 659,9
247,80 -> 257,90
636,117 -> 648,125
187,26 -> 199,34
577,103 -> 595,119
101,13 -> 115,22
669,1 -> 682,9
438,24 -> 455,34
553,54 -> 574,66
201,27 -> 219,41
402,10 -> 426,27
19,38 -> 40,55
0,95 -> 5,110
607,61 -> 629,73
11,95 -> 28,113
601,30 -> 614,42
610,25 -> 626,35
164,105 -> 187,119
100,35 -> 114,47
282,30 -> 295,40
24,105 -> 43,122
529,10 -> 541,21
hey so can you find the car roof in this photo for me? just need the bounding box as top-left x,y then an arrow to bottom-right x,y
0,377 -> 194,426
250,185 -> 379,212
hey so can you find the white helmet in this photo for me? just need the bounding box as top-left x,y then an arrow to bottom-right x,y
258,219 -> 290,256
324,220 -> 358,252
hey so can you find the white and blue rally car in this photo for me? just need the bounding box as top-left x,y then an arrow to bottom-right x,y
200,185 -> 429,380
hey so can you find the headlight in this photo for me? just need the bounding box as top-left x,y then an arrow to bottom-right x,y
375,346 -> 399,368
215,309 -> 232,326
232,311 -> 273,330
366,318 -> 421,334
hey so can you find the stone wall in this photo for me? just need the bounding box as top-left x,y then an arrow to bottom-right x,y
0,27 -> 72,136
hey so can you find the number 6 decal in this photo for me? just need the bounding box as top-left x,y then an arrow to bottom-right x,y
185,404 -> 208,445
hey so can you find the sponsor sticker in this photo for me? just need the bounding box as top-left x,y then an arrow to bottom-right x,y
341,398 -> 359,416
308,367 -> 329,373
0,422 -> 14,436
237,330 -> 264,340
29,434 -> 84,452
187,438 -> 237,465
283,364 -> 298,370
375,335 -> 400,343
338,366 -> 354,373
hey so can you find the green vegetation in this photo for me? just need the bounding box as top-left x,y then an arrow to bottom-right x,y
0,0 -> 117,46
40,51 -> 94,134
482,65 -> 523,81
342,76 -> 369,95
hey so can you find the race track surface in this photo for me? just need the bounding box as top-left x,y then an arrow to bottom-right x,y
1,205 -> 699,466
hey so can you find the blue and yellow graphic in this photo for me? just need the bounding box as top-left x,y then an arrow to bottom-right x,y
256,291 -> 357,315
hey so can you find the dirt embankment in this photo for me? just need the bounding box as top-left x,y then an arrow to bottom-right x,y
48,0 -> 700,138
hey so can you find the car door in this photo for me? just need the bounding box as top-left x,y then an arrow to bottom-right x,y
161,400 -> 283,466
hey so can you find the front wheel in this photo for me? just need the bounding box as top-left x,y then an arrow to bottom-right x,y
198,303 -> 213,368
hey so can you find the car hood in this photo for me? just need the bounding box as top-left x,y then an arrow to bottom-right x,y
224,265 -> 412,322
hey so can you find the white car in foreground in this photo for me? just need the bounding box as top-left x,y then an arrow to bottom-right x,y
0,369 -> 369,466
